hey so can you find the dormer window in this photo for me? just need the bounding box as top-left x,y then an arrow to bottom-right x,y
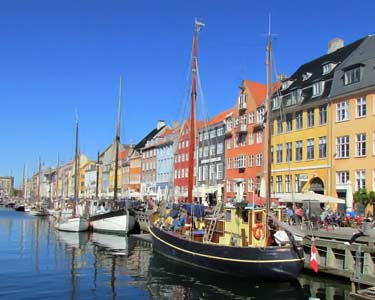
344,66 -> 361,85
272,96 -> 281,110
312,81 -> 324,97
281,80 -> 293,90
302,72 -> 312,81
238,94 -> 247,110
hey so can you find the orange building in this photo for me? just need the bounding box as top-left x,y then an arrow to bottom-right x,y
224,80 -> 268,204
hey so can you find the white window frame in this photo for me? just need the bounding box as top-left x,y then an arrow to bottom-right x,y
336,101 -> 349,122
356,96 -> 367,118
355,170 -> 366,191
356,133 -> 366,157
336,136 -> 350,158
336,171 -> 349,185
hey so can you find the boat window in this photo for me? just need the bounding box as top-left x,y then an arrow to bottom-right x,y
242,210 -> 248,223
255,212 -> 262,224
226,210 -> 231,221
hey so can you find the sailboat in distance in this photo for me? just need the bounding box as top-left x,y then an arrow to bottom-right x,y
149,20 -> 305,280
55,116 -> 89,232
88,75 -> 136,235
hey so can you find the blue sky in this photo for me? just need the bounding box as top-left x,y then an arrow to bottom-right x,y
1,0 -> 375,186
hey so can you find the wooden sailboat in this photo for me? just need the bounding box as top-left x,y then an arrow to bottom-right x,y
55,117 -> 89,232
88,75 -> 136,235
29,159 -> 48,216
149,20 -> 305,280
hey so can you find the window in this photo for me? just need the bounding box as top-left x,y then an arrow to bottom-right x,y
217,127 -> 224,136
336,101 -> 349,122
202,165 -> 208,181
226,181 -> 232,193
337,171 -> 349,185
216,163 -> 223,180
336,136 -> 350,158
286,142 -> 292,162
312,81 -> 324,97
270,146 -> 274,164
227,157 -> 232,169
227,138 -> 232,149
203,146 -> 209,157
319,137 -> 327,159
209,164 -> 215,180
285,175 -> 292,193
248,178 -> 254,192
217,143 -> 223,154
323,63 -> 333,74
276,176 -> 282,193
296,141 -> 303,161
210,129 -> 216,139
210,145 -> 216,156
319,105 -> 327,125
296,111 -> 303,129
240,134 -> 246,146
344,67 -> 361,85
239,94 -> 247,109
356,97 -> 367,118
355,170 -> 366,190
198,147 -> 203,158
286,114 -> 292,131
256,154 -> 263,166
249,112 -> 254,124
356,133 -> 366,157
307,108 -> 314,128
240,114 -> 247,125
234,117 -> 239,128
249,155 -> 254,167
276,144 -> 283,163
234,155 -> 246,168
257,107 -> 265,123
307,139 -> 314,160
226,118 -> 232,131
249,133 -> 254,145
198,166 -> 202,181
234,136 -> 239,148
256,132 -> 263,144
203,131 -> 209,140
277,118 -> 283,134
295,174 -> 302,192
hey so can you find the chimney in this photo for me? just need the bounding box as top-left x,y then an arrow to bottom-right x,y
277,73 -> 287,81
328,38 -> 344,54
157,120 -> 166,130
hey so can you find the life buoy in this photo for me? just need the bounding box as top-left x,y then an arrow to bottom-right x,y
253,223 -> 265,240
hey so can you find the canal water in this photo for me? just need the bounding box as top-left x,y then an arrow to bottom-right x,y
0,208 -> 352,300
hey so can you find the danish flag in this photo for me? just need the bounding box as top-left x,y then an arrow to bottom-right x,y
310,242 -> 319,273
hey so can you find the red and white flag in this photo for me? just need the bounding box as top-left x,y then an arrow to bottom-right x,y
310,242 -> 319,273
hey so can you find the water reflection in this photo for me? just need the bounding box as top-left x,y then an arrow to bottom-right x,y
0,208 -> 352,300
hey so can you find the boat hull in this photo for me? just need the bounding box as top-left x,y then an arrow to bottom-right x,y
29,209 -> 48,216
55,217 -> 89,232
89,210 -> 136,235
149,224 -> 305,280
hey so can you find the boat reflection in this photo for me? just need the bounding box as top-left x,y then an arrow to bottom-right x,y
89,232 -> 134,256
147,252 -> 305,300
55,231 -> 89,249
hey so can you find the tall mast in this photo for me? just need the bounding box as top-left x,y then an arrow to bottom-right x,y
114,75 -> 122,201
73,117 -> 79,216
187,19 -> 204,204
38,158 -> 41,208
96,151 -> 100,198
23,162 -> 26,199
265,20 -> 272,213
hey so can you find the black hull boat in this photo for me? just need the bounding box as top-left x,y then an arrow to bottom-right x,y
149,223 -> 304,280
15,205 -> 25,212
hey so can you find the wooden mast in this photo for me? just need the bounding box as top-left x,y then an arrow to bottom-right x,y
73,117 -> 79,217
95,151 -> 100,199
38,158 -> 41,209
187,19 -> 204,204
113,75 -> 122,201
265,21 -> 272,214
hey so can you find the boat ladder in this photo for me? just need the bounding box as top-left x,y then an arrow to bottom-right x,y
203,202 -> 222,242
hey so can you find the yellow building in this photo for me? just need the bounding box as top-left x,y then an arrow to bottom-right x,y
269,37 -> 366,210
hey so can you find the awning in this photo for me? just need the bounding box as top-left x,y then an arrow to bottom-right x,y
275,191 -> 345,204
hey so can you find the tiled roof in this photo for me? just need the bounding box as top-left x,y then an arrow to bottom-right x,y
281,37 -> 366,93
118,148 -> 131,160
244,80 -> 267,106
207,108 -> 233,126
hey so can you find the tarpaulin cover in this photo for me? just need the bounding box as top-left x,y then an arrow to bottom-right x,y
182,204 -> 205,218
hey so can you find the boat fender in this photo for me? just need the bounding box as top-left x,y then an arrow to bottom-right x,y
253,224 -> 265,240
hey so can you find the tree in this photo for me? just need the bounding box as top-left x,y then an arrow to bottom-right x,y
354,188 -> 370,207
368,191 -> 375,216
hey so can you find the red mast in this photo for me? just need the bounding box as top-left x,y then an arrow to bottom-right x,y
187,19 -> 204,204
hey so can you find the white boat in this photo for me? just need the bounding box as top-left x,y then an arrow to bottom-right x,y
55,216 -> 89,232
89,76 -> 135,235
55,117 -> 89,232
29,208 -> 48,216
